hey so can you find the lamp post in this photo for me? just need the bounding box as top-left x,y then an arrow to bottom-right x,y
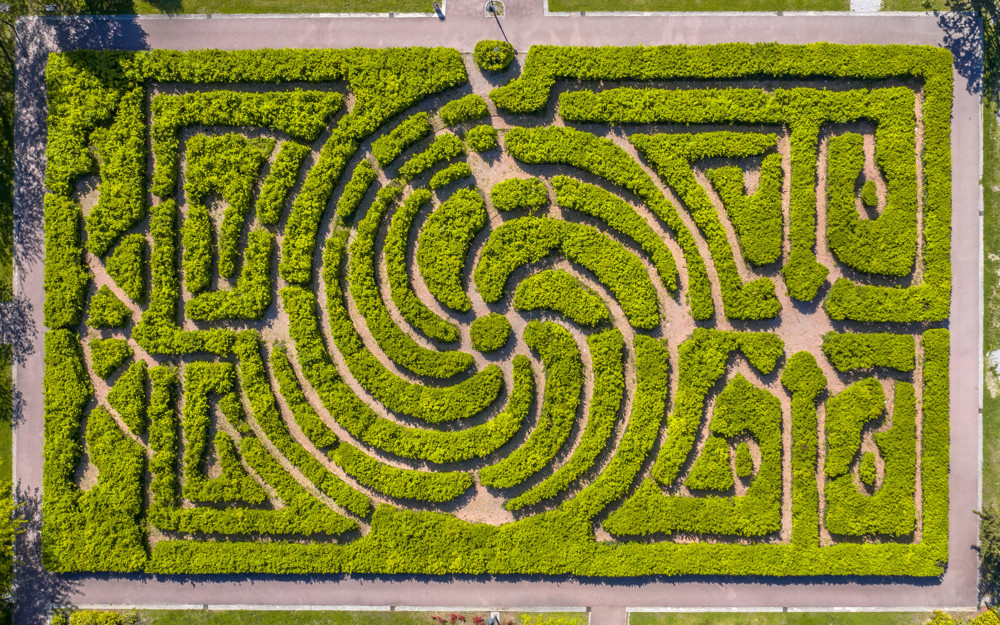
485,1 -> 510,44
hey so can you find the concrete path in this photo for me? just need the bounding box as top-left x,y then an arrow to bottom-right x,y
10,6 -> 985,625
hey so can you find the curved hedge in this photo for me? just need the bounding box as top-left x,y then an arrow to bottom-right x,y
417,188 -> 487,313
513,269 -> 610,327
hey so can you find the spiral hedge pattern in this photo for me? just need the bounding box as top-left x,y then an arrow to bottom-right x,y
41,43 -> 953,576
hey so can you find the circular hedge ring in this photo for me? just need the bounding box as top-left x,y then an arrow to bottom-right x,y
474,40 -> 515,72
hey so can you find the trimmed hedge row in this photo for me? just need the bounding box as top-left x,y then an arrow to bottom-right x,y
553,176 -> 678,292
631,132 -> 781,320
504,126 -> 710,319
185,229 -> 274,321
439,94 -> 489,127
335,160 -> 377,225
507,329 -> 625,511
469,313 -> 511,353
479,321 -> 583,489
491,177 -> 549,213
397,133 -> 464,184
184,133 -> 275,282
257,141 -> 311,226
325,229 -> 503,423
106,234 -> 146,303
417,188 -> 487,313
821,332 -> 915,372
44,195 -> 91,329
824,378 -> 885,479
684,435 -> 733,492
429,162 -> 473,189
705,154 -> 783,267
513,268 -> 610,327
351,186 -> 474,378
465,125 -> 498,152
89,338 -> 132,379
107,360 -> 147,436
87,285 -> 131,328
385,189 -> 461,343
474,216 -> 660,329
330,443 -> 473,503
150,90 -> 340,199
371,112 -> 432,167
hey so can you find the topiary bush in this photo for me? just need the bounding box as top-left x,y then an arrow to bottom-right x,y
474,39 -> 515,72
470,313 -> 511,352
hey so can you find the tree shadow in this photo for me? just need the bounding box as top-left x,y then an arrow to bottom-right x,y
936,0 -> 995,100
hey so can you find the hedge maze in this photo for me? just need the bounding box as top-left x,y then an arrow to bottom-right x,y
42,43 -> 954,577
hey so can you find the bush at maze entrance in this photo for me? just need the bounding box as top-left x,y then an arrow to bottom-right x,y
42,43 -> 953,576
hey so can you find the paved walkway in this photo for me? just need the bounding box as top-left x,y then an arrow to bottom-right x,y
10,6 -> 985,625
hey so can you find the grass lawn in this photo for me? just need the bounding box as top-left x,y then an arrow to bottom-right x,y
547,0 -> 848,11
128,0 -> 432,13
629,612 -> 969,625
133,611 -> 585,625
984,98 -> 1000,512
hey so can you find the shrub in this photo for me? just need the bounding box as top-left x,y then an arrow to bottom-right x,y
417,188 -> 487,312
439,94 -> 489,126
465,125 -> 498,152
429,161 -> 473,189
821,332 -> 915,372
861,179 -> 878,207
705,154 -> 783,266
469,314 -> 511,352
513,268 -> 609,327
107,360 -> 146,435
105,233 -> 145,303
491,177 -> 548,212
397,133 -> 464,183
479,321 -> 582,489
371,112 -> 432,167
335,160 -> 377,225
87,286 -> 131,328
859,452 -> 876,486
256,141 -> 310,226
474,40 -> 515,71
735,441 -> 753,478
684,436 -> 733,491
330,443 -> 473,503
89,338 -> 132,378
185,229 -> 274,321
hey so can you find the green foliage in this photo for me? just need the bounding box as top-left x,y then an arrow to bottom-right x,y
185,229 -> 274,321
553,176 -> 678,291
480,321 -> 582,489
385,190 -> 460,343
705,154 -> 783,266
0,481 -> 21,596
979,506 -> 1000,605
105,234 -> 146,303
474,40 -> 515,72
371,112 -> 432,167
336,160 -> 377,225
684,436 -> 733,491
429,161 -> 473,189
491,177 -> 549,213
465,124 -> 498,152
66,610 -> 139,625
859,451 -> 877,487
417,188 -> 487,312
44,195 -> 91,329
330,443 -> 473,503
88,285 -> 131,328
89,338 -> 132,378
257,141 -> 310,226
397,133 -> 464,183
469,314 -> 511,353
734,441 -> 753,478
107,360 -> 147,436
825,378 -> 884,478
513,269 -> 610,327
504,125 -> 707,319
475,216 -> 660,329
439,94 -> 489,126
821,332 -> 915,372
861,179 -> 879,207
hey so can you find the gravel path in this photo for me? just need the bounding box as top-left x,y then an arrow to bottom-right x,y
10,7 -> 984,625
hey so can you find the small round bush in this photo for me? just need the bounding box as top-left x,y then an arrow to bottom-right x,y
474,39 -> 515,72
470,313 -> 511,352
734,441 -> 754,478
859,451 -> 877,487
491,177 -> 549,212
466,125 -> 498,152
860,179 -> 878,208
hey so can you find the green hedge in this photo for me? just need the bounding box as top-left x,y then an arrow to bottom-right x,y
371,112 -> 432,167
87,285 -> 131,328
465,124 -> 498,152
105,233 -> 145,303
185,229 -> 274,321
705,154 -> 783,267
440,94 -> 489,126
429,161 -> 473,189
335,160 -> 377,225
257,141 -> 310,226
479,321 -> 582,489
397,133 -> 464,183
821,332 -> 915,372
491,177 -> 549,213
474,216 -> 660,329
474,40 -> 515,72
504,126 -> 709,319
417,188 -> 487,313
331,443 -> 473,503
107,360 -> 146,436
469,313 -> 511,352
385,189 -> 461,343
89,338 -> 132,379
513,268 -> 610,327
